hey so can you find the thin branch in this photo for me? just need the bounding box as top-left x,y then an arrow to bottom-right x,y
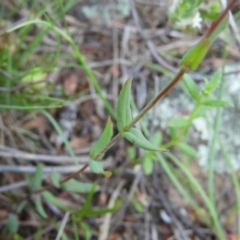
0,150 -> 88,164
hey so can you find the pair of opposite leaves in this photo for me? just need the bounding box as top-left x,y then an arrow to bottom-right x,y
89,79 -> 166,174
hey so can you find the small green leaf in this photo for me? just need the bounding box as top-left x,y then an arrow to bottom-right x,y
116,78 -> 133,131
203,69 -> 222,96
35,195 -> 48,218
90,117 -> 113,160
180,37 -> 211,70
182,74 -> 200,101
63,179 -> 98,193
143,157 -> 153,175
202,99 -> 233,108
42,191 -> 69,210
122,128 -> 166,151
177,142 -> 199,158
50,172 -> 61,188
89,159 -> 104,174
168,117 -> 188,128
7,214 -> 18,233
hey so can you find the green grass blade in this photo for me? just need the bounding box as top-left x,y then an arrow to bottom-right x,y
207,69 -> 224,203
6,18 -> 116,118
166,152 -> 225,240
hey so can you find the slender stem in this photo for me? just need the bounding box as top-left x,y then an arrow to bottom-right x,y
93,133 -> 122,160
125,67 -> 187,131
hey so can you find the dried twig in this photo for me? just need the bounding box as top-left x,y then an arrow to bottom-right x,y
98,180 -> 125,240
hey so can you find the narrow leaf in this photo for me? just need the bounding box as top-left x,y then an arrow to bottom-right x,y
35,195 -> 48,218
203,69 -> 222,95
89,159 -> 104,174
202,99 -> 233,108
90,117 -> 113,159
116,78 -> 132,131
168,117 -> 188,128
7,214 -> 18,233
177,142 -> 199,158
180,37 -> 211,70
63,179 -> 98,193
122,128 -> 166,151
42,191 -> 69,211
183,74 -> 200,101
